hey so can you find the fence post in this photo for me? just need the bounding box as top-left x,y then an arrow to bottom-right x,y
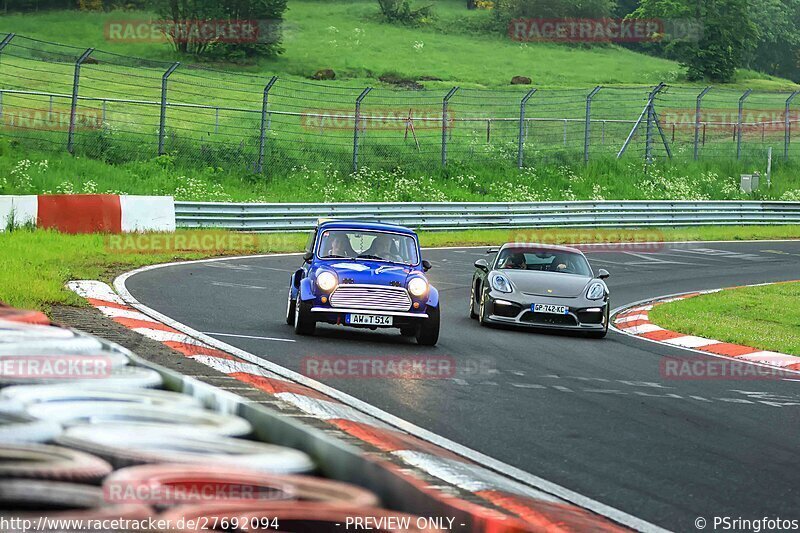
736,88 -> 752,160
784,90 -> 800,161
158,62 -> 180,156
67,48 -> 94,155
645,83 -> 666,164
257,76 -> 278,175
694,86 -> 711,160
0,33 -> 14,65
352,87 -> 372,172
441,87 -> 459,167
584,86 -> 602,164
517,88 -> 536,168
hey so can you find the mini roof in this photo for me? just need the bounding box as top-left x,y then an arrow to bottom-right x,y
316,219 -> 416,236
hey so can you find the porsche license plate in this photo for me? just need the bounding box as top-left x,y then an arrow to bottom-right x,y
532,303 -> 568,315
346,314 -> 393,326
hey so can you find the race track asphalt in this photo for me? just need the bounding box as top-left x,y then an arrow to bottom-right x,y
126,240 -> 800,530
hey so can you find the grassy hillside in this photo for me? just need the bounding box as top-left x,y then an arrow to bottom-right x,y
0,0 -> 793,89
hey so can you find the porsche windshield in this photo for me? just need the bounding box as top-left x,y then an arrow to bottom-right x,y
495,248 -> 592,276
317,230 -> 419,265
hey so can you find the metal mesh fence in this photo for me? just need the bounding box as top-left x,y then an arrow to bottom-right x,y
1,32 -> 798,175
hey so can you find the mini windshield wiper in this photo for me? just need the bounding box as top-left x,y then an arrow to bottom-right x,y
356,254 -> 384,260
322,254 -> 351,259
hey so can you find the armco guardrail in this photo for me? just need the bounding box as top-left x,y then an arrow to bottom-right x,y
175,201 -> 800,231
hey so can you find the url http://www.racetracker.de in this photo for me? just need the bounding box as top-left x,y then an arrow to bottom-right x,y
695,516 -> 800,532
1,515 -> 463,532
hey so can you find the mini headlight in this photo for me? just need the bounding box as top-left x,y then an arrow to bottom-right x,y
490,273 -> 513,293
407,277 -> 428,297
586,282 -> 606,300
316,271 -> 337,292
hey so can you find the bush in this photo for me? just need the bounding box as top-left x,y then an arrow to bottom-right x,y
151,0 -> 288,60
376,0 -> 433,25
491,0 -> 615,33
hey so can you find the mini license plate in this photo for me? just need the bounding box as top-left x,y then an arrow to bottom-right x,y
346,314 -> 393,326
532,303 -> 568,315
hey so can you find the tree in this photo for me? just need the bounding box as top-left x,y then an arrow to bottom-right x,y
631,0 -> 757,82
746,0 -> 800,81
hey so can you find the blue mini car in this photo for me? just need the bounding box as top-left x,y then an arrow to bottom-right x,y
286,220 -> 440,345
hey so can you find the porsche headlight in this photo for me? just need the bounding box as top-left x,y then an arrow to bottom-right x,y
407,277 -> 429,297
586,282 -> 606,300
316,271 -> 337,292
490,273 -> 513,293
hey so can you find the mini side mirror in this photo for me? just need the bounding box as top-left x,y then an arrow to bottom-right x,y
597,268 -> 610,279
487,248 -> 499,254
474,259 -> 490,271
303,251 -> 314,263
421,259 -> 432,272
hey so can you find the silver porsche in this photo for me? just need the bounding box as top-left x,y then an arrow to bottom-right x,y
469,243 -> 610,338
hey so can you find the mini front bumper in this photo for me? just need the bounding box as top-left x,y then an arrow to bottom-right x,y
484,291 -> 608,330
310,307 -> 429,327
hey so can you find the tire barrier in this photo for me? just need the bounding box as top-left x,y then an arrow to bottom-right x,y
162,502 -> 446,533
104,464 -> 380,508
0,444 -> 112,483
57,426 -> 316,474
0,479 -> 151,520
0,412 -> 62,444
2,384 -> 203,409
25,401 -> 253,437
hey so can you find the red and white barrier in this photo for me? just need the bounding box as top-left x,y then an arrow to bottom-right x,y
0,195 -> 174,234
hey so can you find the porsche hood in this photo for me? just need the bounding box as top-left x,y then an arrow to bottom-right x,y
495,270 -> 594,298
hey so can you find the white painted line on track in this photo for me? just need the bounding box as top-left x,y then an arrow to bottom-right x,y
204,332 -> 296,343
115,256 -> 669,533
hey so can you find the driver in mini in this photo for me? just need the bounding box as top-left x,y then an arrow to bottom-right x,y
366,234 -> 401,261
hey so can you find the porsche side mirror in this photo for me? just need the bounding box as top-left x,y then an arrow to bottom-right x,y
474,259 -> 489,272
597,268 -> 610,279
303,251 -> 314,263
421,259 -> 432,272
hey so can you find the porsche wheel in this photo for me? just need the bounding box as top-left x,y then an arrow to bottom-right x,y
293,294 -> 315,336
469,282 -> 478,320
478,291 -> 490,327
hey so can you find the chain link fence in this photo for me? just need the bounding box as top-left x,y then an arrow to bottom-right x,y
1,33 -> 798,174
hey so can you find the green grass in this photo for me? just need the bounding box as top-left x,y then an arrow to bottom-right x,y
2,226 -> 799,314
0,0 -> 795,89
3,145 -> 800,202
649,282 -> 800,356
0,228 -> 306,312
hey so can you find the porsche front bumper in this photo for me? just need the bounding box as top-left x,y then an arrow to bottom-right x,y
483,291 -> 608,331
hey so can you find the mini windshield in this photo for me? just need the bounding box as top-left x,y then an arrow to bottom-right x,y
317,230 -> 419,265
495,248 -> 592,276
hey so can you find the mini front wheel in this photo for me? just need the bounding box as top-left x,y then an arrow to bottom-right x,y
416,305 -> 440,346
293,294 -> 316,336
285,287 -> 296,325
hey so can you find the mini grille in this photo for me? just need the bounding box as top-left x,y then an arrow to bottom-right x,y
330,285 -> 412,312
